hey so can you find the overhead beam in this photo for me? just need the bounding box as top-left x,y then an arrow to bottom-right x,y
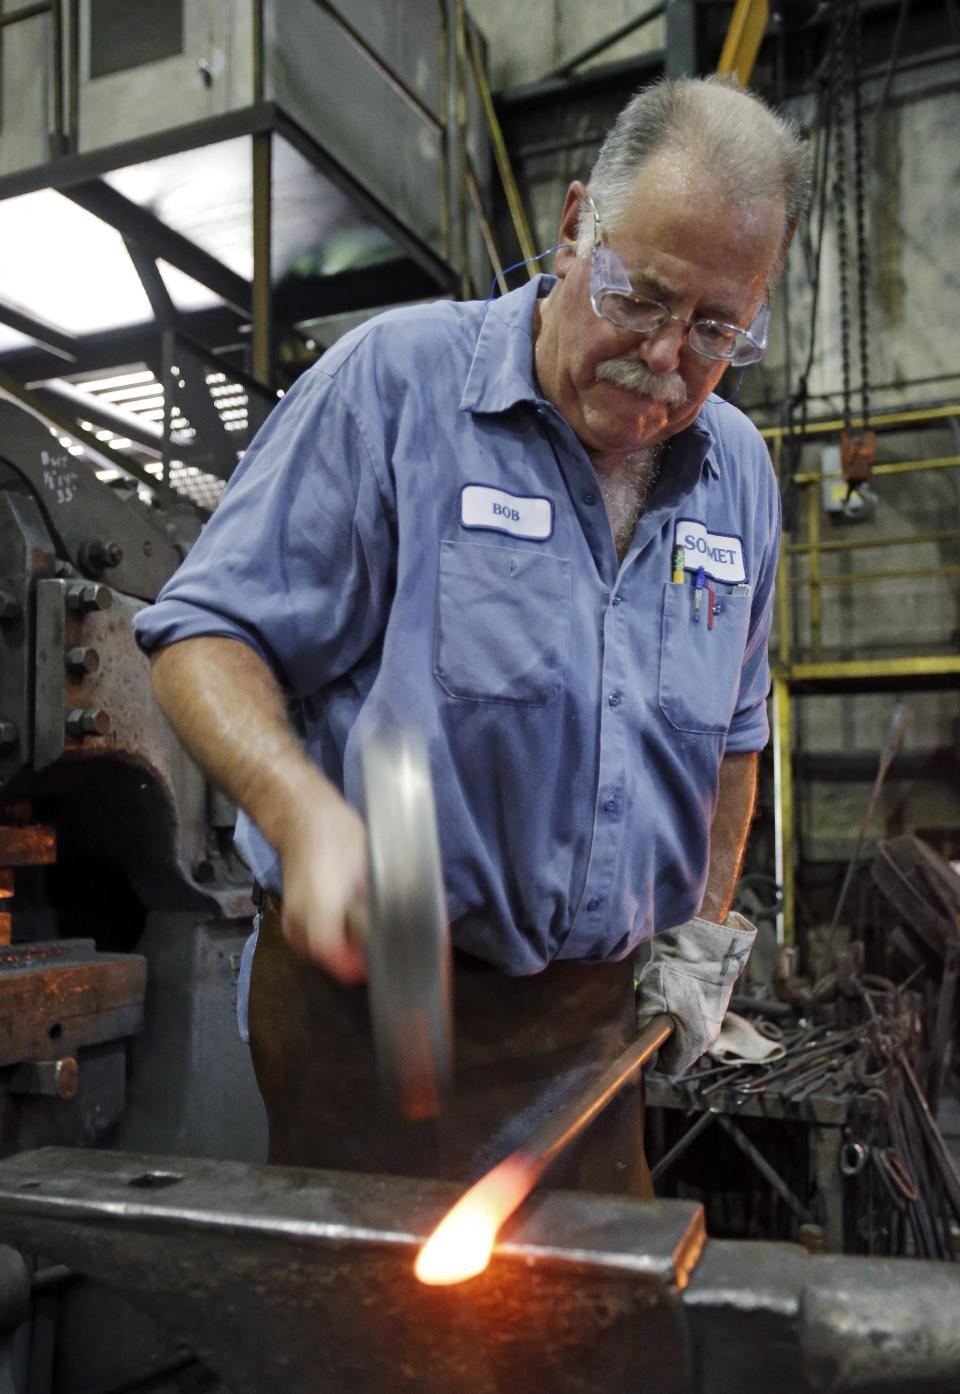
62,180 -> 252,317
123,237 -> 181,330
273,257 -> 444,321
0,300 -> 77,363
0,258 -> 440,383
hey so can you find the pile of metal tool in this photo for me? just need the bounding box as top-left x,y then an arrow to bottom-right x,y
672,983 -> 960,1259
650,835 -> 960,1261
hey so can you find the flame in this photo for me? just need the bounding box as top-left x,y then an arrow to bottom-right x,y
414,1156 -> 532,1286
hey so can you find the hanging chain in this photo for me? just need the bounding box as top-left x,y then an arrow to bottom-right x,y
830,0 -> 853,436
850,0 -> 871,429
832,0 -> 876,486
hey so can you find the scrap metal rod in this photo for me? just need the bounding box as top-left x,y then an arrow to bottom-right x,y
715,1115 -> 815,1226
419,1014 -> 673,1279
506,1013 -> 674,1183
651,1107 -> 718,1182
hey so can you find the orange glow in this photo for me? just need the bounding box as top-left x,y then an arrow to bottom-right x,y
414,1155 -> 533,1286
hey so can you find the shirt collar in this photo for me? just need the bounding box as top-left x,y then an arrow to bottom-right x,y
682,411 -> 720,480
459,273 -> 551,414
459,272 -> 720,480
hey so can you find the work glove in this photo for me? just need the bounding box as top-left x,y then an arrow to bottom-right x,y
635,912 -> 758,1077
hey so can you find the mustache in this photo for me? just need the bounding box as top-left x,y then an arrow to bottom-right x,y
595,357 -> 688,406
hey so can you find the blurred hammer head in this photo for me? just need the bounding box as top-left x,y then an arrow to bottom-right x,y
360,727 -> 453,1119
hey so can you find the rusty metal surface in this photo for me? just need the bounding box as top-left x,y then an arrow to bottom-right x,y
0,823 -> 56,868
1,1149 -> 959,1392
0,940 -> 145,1068
0,1148 -> 701,1394
31,577 -> 251,919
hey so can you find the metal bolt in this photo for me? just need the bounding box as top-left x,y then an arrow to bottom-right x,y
78,538 -> 123,574
65,646 -> 100,676
0,590 -> 21,624
65,583 -> 112,613
65,709 -> 110,738
0,720 -> 17,750
8,1058 -> 78,1100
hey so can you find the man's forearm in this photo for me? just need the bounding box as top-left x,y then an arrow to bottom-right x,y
150,636 -> 368,979
149,636 -> 333,853
698,751 -> 759,923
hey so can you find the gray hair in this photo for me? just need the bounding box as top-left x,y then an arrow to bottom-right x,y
577,76 -> 812,278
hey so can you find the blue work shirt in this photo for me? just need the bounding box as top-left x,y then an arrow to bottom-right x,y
134,275 -> 780,974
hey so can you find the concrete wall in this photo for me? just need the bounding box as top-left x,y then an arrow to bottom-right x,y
469,0 -> 665,89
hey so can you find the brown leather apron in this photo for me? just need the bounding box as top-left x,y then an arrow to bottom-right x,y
248,896 -> 653,1196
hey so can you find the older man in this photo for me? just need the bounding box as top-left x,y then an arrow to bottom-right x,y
135,76 -> 810,1191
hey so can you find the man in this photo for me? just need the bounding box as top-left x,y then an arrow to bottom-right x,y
135,77 -> 810,1191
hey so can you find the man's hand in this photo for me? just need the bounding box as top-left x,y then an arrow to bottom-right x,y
635,912 -> 757,1076
150,636 -> 370,983
274,789 -> 369,984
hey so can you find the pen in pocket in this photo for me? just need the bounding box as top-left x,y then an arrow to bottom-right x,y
671,545 -> 684,584
693,565 -> 705,620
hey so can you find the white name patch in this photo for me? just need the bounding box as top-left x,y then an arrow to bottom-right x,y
460,485 -> 553,541
675,519 -> 746,585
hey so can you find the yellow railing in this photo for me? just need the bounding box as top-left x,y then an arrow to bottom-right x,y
765,404 -> 960,945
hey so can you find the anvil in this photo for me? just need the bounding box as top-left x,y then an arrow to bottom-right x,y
0,1148 -> 958,1394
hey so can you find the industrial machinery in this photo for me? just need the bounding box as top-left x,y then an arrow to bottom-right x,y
0,393 -> 266,1390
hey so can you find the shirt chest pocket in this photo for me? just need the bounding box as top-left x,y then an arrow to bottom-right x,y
434,540 -> 570,705
658,582 -> 752,734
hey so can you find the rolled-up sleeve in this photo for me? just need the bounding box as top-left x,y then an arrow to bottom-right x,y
723,453 -> 781,754
133,366 -> 396,698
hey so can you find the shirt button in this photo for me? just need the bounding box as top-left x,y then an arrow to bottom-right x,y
714,601 -> 723,614
586,897 -> 604,912
608,691 -> 622,707
582,491 -> 596,505
611,594 -> 622,607
604,798 -> 618,813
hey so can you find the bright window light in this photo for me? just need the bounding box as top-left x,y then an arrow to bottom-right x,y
157,260 -> 223,311
78,369 -> 154,391
0,190 -> 152,334
97,382 -> 162,403
0,324 -> 38,353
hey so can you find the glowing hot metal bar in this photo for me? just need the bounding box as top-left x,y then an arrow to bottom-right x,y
415,1013 -> 674,1285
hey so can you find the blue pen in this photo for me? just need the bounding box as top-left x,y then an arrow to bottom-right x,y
693,565 -> 705,621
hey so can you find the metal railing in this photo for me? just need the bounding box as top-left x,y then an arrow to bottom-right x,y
763,402 -> 960,945
7,0 -> 533,307
765,404 -> 960,665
